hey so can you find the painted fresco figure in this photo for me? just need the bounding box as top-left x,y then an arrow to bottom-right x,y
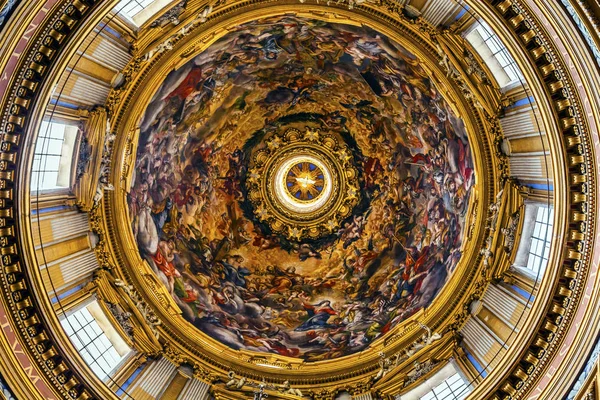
295,301 -> 338,331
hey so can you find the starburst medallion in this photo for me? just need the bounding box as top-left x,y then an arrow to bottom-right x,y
285,162 -> 325,201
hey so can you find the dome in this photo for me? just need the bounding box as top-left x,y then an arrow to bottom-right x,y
1,1 -> 599,399
128,16 -> 475,360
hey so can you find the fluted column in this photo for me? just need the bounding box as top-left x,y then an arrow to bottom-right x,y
420,0 -> 462,26
127,357 -> 177,400
353,392 -> 373,400
501,104 -> 553,187
461,282 -> 532,376
461,316 -> 506,374
481,284 -> 530,337
177,377 -> 211,400
33,209 -> 98,300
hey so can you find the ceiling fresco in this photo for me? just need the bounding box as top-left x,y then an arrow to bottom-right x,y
128,15 -> 475,361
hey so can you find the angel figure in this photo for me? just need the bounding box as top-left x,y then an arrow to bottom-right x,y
417,322 -> 442,345
373,352 -> 393,381
197,5 -> 212,22
279,380 -> 303,397
487,189 -> 504,219
225,371 -> 246,390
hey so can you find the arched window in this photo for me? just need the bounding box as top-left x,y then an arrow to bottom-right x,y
465,21 -> 523,89
397,361 -> 472,400
115,0 -> 175,27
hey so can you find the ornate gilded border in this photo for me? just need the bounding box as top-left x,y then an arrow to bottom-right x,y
0,1 -> 130,399
0,0 -> 595,399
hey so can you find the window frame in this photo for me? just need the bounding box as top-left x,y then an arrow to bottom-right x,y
513,203 -> 554,280
59,298 -> 132,382
465,21 -> 524,89
397,361 -> 472,400
31,120 -> 80,196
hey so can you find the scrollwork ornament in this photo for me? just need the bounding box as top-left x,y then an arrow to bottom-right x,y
149,0 -> 187,28
403,359 -> 438,387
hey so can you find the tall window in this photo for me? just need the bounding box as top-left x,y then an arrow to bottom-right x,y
115,0 -> 155,19
32,121 -> 78,192
525,206 -> 554,275
419,373 -> 471,400
466,21 -> 523,88
60,300 -> 131,381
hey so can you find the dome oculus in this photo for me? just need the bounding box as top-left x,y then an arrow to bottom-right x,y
284,161 -> 325,202
245,126 -> 361,241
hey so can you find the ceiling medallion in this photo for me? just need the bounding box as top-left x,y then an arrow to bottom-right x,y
245,127 -> 360,241
283,159 -> 326,203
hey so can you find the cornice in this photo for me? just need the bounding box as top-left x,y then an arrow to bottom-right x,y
0,0 -> 129,398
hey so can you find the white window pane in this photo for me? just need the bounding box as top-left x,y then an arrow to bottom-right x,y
94,337 -> 109,353
80,308 -> 93,321
80,348 -> 94,364
96,356 -> 112,374
533,222 -> 542,238
71,334 -> 85,350
79,330 -> 95,346
87,343 -> 102,359
38,155 -> 60,172
90,321 -> 104,336
418,373 -> 470,400
545,226 -> 553,241
543,243 -> 551,259
434,388 -> 451,396
104,347 -> 121,364
46,139 -> 64,155
48,123 -> 66,140
60,301 -> 131,381
74,311 -> 90,326
83,324 -> 99,341
32,156 -> 42,171
448,375 -> 462,387
495,52 -> 510,66
537,206 -> 546,220
67,315 -> 82,330
486,38 -> 502,53
33,121 -> 75,192
39,171 -> 59,189
98,335 -> 112,349
531,239 -> 541,255
527,255 -> 539,271
90,362 -> 107,380
62,321 -> 74,335
30,172 -> 40,189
